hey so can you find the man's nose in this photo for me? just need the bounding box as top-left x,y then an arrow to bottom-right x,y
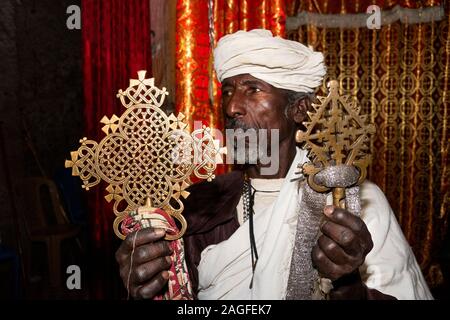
225,92 -> 246,118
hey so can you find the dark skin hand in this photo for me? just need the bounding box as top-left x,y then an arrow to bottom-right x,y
312,205 -> 374,297
116,73 -> 374,299
115,227 -> 173,299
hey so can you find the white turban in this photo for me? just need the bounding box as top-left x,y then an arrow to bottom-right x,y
213,29 -> 326,93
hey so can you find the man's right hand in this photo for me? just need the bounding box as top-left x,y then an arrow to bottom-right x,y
115,228 -> 173,299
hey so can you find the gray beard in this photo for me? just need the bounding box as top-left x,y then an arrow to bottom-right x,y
231,135 -> 260,164
225,119 -> 267,165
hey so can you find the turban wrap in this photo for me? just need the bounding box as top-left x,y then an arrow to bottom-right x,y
214,29 -> 327,93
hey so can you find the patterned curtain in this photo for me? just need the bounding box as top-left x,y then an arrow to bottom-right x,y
287,0 -> 449,288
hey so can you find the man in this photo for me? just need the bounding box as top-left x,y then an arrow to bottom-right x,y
115,29 -> 433,300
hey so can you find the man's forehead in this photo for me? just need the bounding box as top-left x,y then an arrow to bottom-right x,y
221,74 -> 271,86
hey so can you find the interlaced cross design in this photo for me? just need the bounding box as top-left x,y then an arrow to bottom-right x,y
65,71 -> 219,240
296,80 -> 376,194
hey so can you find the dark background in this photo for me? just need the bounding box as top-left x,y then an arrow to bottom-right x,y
0,0 -> 91,299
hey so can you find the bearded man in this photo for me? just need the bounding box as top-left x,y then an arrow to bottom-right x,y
115,29 -> 433,300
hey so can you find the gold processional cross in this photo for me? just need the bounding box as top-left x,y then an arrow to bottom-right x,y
296,80 -> 376,207
65,71 -> 222,240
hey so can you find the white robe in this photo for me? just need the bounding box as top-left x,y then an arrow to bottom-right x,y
197,148 -> 433,300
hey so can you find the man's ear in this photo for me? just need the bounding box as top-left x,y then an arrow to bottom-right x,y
288,97 -> 309,125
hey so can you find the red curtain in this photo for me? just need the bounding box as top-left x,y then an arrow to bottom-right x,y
82,0 -> 152,298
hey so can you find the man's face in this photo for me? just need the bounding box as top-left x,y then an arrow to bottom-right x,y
221,73 -> 296,164
222,74 -> 294,136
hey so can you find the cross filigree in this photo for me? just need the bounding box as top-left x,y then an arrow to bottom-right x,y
65,71 -> 221,240
296,80 -> 376,207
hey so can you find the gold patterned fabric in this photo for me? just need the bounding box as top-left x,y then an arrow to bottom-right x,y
288,2 -> 449,288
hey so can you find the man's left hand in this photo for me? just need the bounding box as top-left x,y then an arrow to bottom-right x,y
312,205 -> 373,281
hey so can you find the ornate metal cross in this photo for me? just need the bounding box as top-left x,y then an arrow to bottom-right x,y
296,80 -> 376,207
65,71 -> 220,240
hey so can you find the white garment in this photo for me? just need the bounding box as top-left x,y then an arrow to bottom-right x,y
236,178 -> 284,225
197,148 -> 433,300
359,182 -> 433,299
213,29 -> 327,93
198,148 -> 306,299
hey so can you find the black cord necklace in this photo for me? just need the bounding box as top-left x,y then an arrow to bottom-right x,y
243,175 -> 257,288
243,174 -> 279,288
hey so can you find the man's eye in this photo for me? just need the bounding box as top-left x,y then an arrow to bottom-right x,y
223,90 -> 232,97
250,87 -> 261,93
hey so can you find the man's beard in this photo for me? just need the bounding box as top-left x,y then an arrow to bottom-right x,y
225,117 -> 263,165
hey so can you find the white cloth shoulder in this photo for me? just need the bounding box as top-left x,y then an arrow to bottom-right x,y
359,181 -> 433,300
196,148 -> 433,300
